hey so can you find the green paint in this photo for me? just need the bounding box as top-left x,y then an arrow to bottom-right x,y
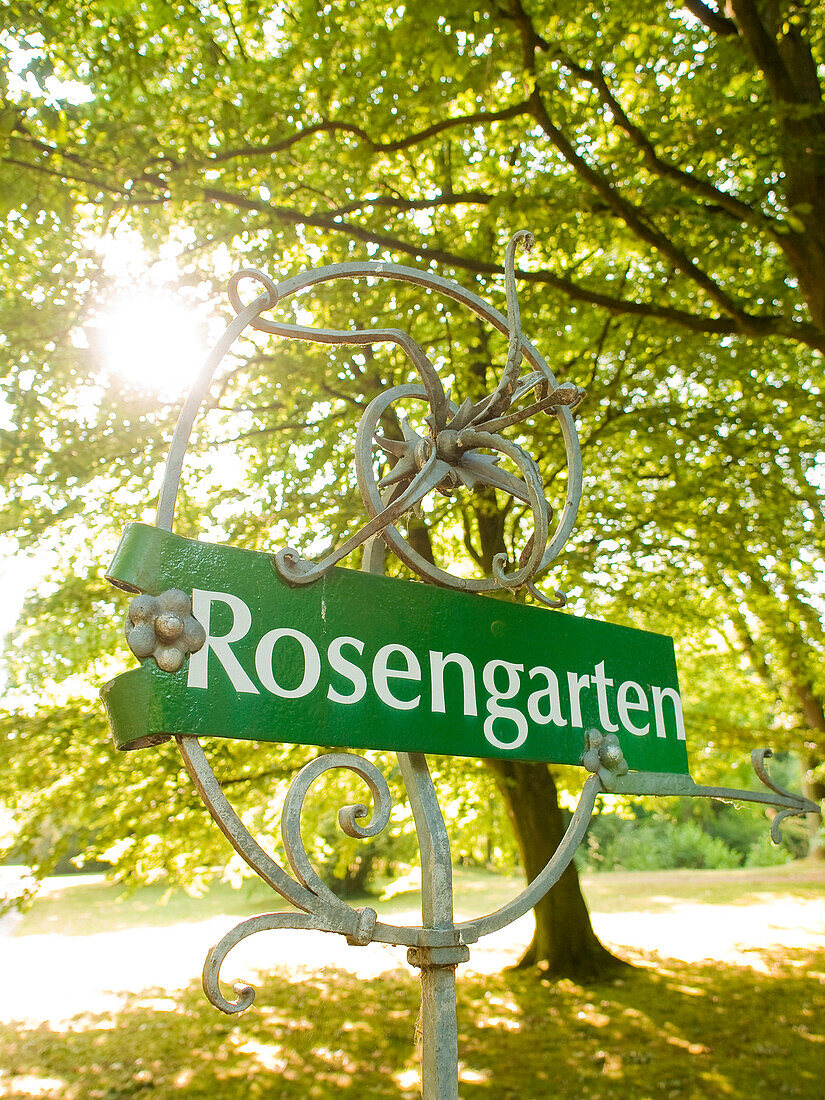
102,523 -> 689,772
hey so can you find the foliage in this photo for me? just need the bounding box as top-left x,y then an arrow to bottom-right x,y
0,1 -> 823,937
585,818 -> 744,872
745,832 -> 794,868
0,689 -> 514,899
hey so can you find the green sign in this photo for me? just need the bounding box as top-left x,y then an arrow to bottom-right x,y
101,523 -> 688,773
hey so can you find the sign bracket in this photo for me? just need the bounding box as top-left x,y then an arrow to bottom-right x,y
102,234 -> 820,1099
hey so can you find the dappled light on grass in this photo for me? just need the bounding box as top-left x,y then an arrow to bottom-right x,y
2,867 -> 824,1095
0,1074 -> 67,1098
1,951 -> 823,1098
592,893 -> 825,972
0,970 -> 420,1098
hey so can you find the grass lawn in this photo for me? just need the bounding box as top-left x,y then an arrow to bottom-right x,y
0,863 -> 823,1098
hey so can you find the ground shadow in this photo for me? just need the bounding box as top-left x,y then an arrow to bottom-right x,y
1,945 -> 823,1098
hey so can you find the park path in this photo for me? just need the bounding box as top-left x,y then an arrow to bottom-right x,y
1,868 -> 823,1027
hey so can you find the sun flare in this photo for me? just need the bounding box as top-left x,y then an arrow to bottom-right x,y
94,291 -> 208,395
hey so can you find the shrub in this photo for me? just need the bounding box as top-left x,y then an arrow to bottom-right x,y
589,819 -> 743,871
666,821 -> 742,869
745,833 -> 792,868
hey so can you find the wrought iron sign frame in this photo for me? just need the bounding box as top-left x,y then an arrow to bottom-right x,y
104,233 -> 820,1100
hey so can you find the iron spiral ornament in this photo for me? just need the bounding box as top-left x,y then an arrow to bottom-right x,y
106,229 -> 820,1100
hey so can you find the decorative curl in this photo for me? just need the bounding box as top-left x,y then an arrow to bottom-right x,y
751,747 -> 815,843
267,230 -> 584,598
282,753 -> 392,906
202,912 -> 329,1014
227,267 -> 280,315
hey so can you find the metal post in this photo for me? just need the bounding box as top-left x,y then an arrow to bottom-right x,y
400,751 -> 469,1099
103,239 -> 821,1100
408,945 -> 468,1099
365,535 -> 467,1097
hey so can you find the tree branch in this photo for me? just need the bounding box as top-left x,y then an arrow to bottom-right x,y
204,101 -> 533,166
683,0 -> 738,37
546,50 -> 775,237
219,763 -> 305,788
727,0 -> 800,104
16,130 -> 822,351
2,155 -> 127,197
325,191 -> 491,219
527,89 -> 751,320
500,1 -> 769,237
188,186 -> 825,351
495,0 -> 549,71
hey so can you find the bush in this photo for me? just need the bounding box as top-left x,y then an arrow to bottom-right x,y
588,819 -> 743,872
745,833 -> 792,868
666,821 -> 742,869
701,804 -> 767,859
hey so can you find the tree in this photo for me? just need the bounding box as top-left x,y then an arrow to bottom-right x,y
1,0 -> 823,976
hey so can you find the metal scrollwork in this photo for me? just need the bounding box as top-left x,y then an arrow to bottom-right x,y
273,231 -> 584,599
752,747 -> 816,843
194,750 -> 391,1013
139,233 -> 821,1100
609,743 -> 820,839
280,753 -> 390,916
203,911 -> 326,1014
157,231 -> 585,605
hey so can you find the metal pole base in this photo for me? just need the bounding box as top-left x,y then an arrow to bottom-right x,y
408,945 -> 470,1100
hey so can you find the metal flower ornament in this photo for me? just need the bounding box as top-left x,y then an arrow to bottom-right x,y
271,230 -> 583,606
125,589 -> 206,672
102,231 -> 820,1100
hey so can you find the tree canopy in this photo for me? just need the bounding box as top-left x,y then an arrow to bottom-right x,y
1,0 -> 823,971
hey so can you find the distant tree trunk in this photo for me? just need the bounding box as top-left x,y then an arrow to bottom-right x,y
712,573 -> 825,857
452,488 -> 626,977
794,684 -> 825,859
487,758 -> 626,976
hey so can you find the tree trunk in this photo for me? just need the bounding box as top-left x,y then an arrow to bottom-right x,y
793,681 -> 825,859
465,493 -> 624,977
487,757 -> 628,978
728,0 -> 825,329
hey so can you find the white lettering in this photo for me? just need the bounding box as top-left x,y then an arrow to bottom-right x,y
327,636 -> 367,704
483,660 -> 527,749
617,680 -> 649,735
372,644 -> 421,711
430,651 -> 478,716
567,671 -> 591,728
255,628 -> 321,698
188,589 -> 258,694
185,589 -> 681,757
527,666 -> 566,726
592,660 -> 619,732
651,686 -> 686,741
